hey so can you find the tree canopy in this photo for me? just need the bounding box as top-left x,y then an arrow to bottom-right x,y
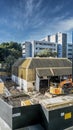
0,41 -> 22,74
0,41 -> 22,61
35,49 -> 57,57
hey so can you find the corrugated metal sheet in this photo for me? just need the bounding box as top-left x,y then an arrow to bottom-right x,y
36,68 -> 53,77
29,58 -> 72,69
53,67 -> 72,76
36,67 -> 72,77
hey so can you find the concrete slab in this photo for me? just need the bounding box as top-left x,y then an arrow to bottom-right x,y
0,116 -> 73,130
0,117 -> 11,130
64,126 -> 73,130
15,124 -> 44,130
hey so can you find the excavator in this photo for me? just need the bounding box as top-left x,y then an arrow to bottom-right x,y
49,78 -> 73,95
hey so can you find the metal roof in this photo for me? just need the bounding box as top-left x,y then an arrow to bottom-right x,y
36,67 -> 72,77
36,68 -> 53,77
12,58 -> 24,67
53,67 -> 72,76
12,58 -> 72,69
29,58 -> 72,69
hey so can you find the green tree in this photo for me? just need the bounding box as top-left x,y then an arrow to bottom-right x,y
0,41 -> 22,75
0,41 -> 22,61
35,49 -> 57,57
5,55 -> 16,74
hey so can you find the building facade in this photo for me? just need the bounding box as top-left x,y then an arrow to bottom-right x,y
43,32 -> 67,58
56,32 -> 67,58
22,41 -> 57,58
32,40 -> 57,57
22,32 -> 72,60
67,43 -> 72,60
22,42 -> 32,58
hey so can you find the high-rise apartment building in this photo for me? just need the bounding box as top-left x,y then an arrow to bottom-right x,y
43,32 -> 67,58
56,32 -> 67,57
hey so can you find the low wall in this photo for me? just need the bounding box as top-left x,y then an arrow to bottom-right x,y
41,105 -> 73,130
0,99 -> 12,128
12,104 -> 41,130
1,98 -> 73,130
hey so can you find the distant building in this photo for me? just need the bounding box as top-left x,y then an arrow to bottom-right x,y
67,43 -> 72,60
22,42 -> 32,58
43,32 -> 67,58
32,40 -> 57,57
22,32 -> 73,60
56,32 -> 67,58
22,41 -> 57,58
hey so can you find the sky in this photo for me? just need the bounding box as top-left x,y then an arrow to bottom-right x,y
0,0 -> 73,43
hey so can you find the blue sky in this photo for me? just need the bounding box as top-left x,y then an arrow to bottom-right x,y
0,0 -> 73,43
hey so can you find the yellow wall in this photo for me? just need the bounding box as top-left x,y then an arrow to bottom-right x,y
0,83 -> 4,94
19,68 -> 26,80
27,69 -> 36,81
16,59 -> 36,82
20,59 -> 31,68
18,68 -> 36,81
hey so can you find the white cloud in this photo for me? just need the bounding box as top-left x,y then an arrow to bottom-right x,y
52,17 -> 73,32
6,0 -> 44,30
0,0 -> 73,42
28,17 -> 73,41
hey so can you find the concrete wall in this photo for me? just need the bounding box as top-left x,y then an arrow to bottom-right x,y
1,98 -> 73,130
36,73 -> 40,91
12,104 -> 42,130
12,75 -> 27,92
0,99 -> 12,128
41,105 -> 73,130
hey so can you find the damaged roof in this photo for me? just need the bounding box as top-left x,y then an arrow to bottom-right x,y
36,67 -> 72,77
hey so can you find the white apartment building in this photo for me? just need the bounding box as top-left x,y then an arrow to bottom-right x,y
22,40 -> 57,58
43,32 -> 67,58
22,42 -> 32,58
32,40 -> 57,57
22,32 -> 72,60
